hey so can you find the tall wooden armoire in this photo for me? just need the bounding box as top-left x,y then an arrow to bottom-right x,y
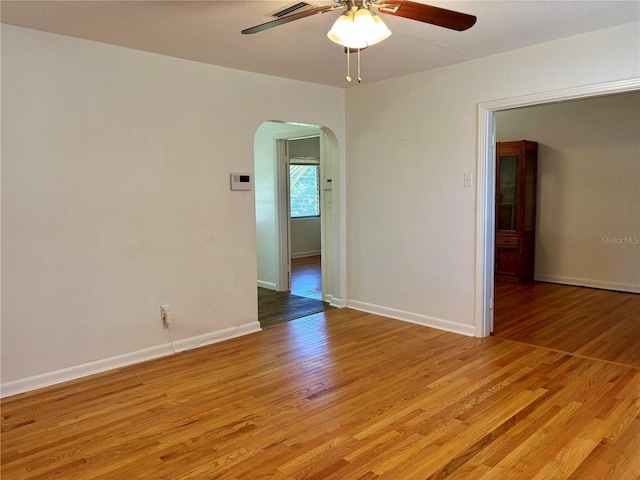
495,140 -> 538,283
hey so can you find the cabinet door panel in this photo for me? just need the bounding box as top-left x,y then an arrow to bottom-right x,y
496,247 -> 519,279
497,155 -> 518,231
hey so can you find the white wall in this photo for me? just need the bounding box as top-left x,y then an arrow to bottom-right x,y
1,25 -> 345,395
345,22 -> 640,335
291,218 -> 321,258
289,136 -> 320,158
497,92 -> 640,292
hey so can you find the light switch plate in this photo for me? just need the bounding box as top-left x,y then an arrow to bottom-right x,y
464,173 -> 473,187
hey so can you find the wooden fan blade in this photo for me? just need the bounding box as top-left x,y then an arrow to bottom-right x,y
376,1 -> 476,31
242,5 -> 341,34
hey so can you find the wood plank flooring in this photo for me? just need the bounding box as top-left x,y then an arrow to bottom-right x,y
3,306 -> 639,479
290,255 -> 323,300
259,256 -> 333,329
494,281 -> 640,367
258,288 -> 333,329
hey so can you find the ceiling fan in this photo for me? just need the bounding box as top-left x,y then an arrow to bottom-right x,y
242,0 -> 477,82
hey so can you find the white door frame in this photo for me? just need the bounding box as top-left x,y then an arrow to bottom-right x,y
275,138 -> 292,291
475,78 -> 640,337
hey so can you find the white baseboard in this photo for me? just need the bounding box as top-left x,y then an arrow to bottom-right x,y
257,280 -> 277,290
534,274 -> 640,294
329,296 -> 346,308
346,300 -> 475,337
291,250 -> 321,259
0,321 -> 262,399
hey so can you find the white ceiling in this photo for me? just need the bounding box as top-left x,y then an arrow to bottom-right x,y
2,1 -> 639,88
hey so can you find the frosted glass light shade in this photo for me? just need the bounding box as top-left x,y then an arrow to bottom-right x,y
368,14 -> 392,46
327,11 -> 366,49
327,8 -> 391,48
354,7 -> 376,32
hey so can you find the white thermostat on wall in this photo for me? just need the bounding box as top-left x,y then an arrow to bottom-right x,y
230,173 -> 252,191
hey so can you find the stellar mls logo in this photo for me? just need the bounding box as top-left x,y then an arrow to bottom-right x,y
602,236 -> 640,245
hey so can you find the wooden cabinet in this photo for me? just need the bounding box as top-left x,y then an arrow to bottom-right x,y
495,140 -> 538,283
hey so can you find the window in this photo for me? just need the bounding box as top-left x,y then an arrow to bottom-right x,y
290,161 -> 320,218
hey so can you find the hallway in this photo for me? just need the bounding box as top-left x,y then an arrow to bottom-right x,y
258,256 -> 333,328
290,255 -> 323,300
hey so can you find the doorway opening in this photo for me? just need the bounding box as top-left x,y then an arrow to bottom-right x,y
254,122 -> 340,328
475,79 -> 640,340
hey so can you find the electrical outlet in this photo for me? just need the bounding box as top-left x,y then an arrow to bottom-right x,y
161,304 -> 171,325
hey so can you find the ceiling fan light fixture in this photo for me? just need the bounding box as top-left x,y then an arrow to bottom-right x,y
353,6 -> 376,31
368,13 -> 392,46
327,6 -> 390,49
327,11 -> 362,48
243,0 -> 476,84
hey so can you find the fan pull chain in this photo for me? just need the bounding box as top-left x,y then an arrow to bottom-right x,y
344,48 -> 363,83
346,50 -> 351,82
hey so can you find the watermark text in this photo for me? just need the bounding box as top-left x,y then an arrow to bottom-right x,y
602,236 -> 639,245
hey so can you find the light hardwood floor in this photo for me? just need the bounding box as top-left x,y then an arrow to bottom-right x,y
2,288 -> 639,479
493,281 -> 640,367
290,255 -> 323,300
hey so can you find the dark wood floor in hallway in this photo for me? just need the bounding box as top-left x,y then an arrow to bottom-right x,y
258,255 -> 333,328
